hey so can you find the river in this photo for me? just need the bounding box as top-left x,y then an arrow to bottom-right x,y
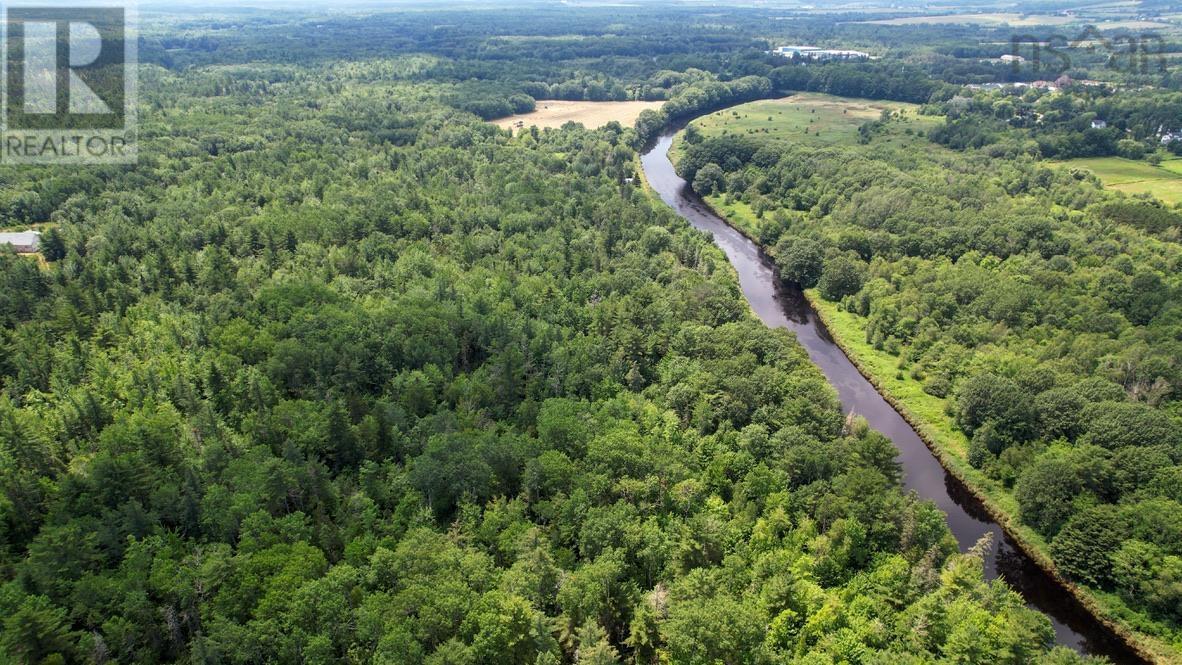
640,130 -> 1144,664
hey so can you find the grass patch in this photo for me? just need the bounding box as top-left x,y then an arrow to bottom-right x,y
1054,156 -> 1182,205
702,195 -> 762,239
669,93 -> 941,169
1160,158 -> 1182,176
807,294 -> 970,459
684,93 -> 936,148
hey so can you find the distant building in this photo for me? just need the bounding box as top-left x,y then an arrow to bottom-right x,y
1091,119 -> 1107,129
999,54 -> 1025,64
1163,132 -> 1180,146
0,230 -> 40,253
774,45 -> 870,62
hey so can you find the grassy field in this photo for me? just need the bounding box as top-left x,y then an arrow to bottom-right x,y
491,100 -> 662,133
860,12 -> 1170,29
862,13 -> 1077,26
1054,156 -> 1182,205
670,93 -> 939,164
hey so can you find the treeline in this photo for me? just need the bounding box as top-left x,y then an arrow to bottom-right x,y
0,57 -> 1095,664
634,73 -> 775,145
442,81 -> 537,120
678,116 -> 1182,647
769,62 -> 960,105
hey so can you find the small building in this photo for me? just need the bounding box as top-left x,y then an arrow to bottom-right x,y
999,54 -> 1025,64
0,230 -> 40,253
1091,119 -> 1107,129
1163,132 -> 1180,146
775,45 -> 821,58
773,45 -> 870,62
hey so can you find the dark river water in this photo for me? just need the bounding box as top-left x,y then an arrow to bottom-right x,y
640,131 -> 1144,664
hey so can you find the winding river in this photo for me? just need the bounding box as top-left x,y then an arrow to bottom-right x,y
640,130 -> 1144,664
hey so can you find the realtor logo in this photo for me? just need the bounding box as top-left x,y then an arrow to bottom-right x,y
2,3 -> 137,164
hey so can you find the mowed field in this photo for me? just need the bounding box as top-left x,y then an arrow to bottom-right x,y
1055,157 -> 1182,205
671,93 -> 939,161
492,100 -> 663,132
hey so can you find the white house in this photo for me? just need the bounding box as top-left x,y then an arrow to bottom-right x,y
999,54 -> 1025,64
0,230 -> 41,253
1091,119 -> 1107,129
1163,132 -> 1180,146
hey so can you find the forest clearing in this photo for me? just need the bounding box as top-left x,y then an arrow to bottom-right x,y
1057,157 -> 1182,205
491,100 -> 663,132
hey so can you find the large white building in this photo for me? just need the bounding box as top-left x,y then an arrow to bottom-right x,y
774,45 -> 870,61
0,230 -> 41,253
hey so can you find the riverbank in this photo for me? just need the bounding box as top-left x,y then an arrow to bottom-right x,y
695,177 -> 1173,662
687,176 -> 1174,665
639,126 -> 1159,663
804,293 -> 1176,665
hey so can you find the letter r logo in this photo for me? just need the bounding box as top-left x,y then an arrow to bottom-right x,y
4,6 -> 130,130
21,20 -> 112,115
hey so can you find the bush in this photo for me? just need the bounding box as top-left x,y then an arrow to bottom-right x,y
1116,138 -> 1146,160
773,237 -> 824,288
1081,401 -> 1182,450
817,255 -> 867,301
1051,505 -> 1126,588
1015,454 -> 1082,537
693,163 -> 725,196
1033,387 -> 1084,442
954,373 -> 1035,444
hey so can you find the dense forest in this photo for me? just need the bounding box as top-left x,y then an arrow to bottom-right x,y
133,3 -> 1181,128
678,104 -> 1182,651
0,52 -> 1110,665
2,2 -> 1181,662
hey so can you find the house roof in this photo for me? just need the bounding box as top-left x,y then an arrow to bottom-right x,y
0,230 -> 41,248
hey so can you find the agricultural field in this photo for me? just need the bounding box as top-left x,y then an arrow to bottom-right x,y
1054,156 -> 1182,205
491,99 -> 662,132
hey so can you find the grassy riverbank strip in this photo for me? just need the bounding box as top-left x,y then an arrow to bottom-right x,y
704,180 -> 1173,661
680,168 -> 1172,663
647,100 -> 1178,664
805,291 -> 1177,665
